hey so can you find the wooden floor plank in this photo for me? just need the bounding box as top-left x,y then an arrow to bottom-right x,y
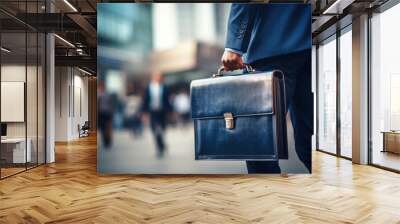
0,135 -> 400,223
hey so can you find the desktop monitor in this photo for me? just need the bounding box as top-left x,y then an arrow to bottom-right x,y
1,123 -> 7,137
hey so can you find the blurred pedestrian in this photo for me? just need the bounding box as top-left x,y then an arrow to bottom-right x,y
98,81 -> 115,149
142,72 -> 172,157
173,89 -> 191,126
124,92 -> 143,136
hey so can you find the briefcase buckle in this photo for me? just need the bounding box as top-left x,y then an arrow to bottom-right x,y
224,112 -> 234,129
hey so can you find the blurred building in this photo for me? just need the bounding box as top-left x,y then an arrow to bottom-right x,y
98,3 -> 153,88
98,4 -> 152,54
98,3 -> 231,96
152,3 -> 230,50
149,3 -> 231,89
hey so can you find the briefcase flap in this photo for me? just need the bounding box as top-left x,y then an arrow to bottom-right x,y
190,72 -> 274,119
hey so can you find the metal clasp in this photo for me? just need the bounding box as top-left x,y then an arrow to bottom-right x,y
224,112 -> 234,129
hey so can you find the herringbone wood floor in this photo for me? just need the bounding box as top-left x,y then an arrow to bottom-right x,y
1,135 -> 400,224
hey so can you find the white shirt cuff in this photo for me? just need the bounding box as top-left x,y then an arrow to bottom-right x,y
225,48 -> 244,55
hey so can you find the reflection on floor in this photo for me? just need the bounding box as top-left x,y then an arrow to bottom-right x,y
1,134 -> 400,223
372,150 -> 400,171
0,162 -> 44,178
0,167 -> 25,178
98,124 -> 308,174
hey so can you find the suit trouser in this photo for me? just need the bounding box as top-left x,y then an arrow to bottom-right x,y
246,50 -> 313,173
98,111 -> 113,148
150,110 -> 167,153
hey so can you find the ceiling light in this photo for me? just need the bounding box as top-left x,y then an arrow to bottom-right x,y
54,34 -> 75,48
1,47 -> 11,53
63,0 -> 78,12
322,0 -> 354,15
78,67 -> 93,76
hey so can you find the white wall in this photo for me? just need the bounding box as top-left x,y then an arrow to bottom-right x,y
55,67 -> 69,141
1,63 -> 46,164
1,65 -> 26,140
71,73 -> 89,138
55,67 -> 89,141
1,65 -> 37,137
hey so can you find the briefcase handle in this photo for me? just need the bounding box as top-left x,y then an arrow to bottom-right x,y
213,65 -> 255,77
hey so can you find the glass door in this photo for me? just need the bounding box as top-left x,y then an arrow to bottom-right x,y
317,36 -> 337,154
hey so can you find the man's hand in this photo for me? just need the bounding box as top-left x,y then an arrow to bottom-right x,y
221,50 -> 244,71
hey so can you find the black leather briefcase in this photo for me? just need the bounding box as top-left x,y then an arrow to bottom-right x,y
190,67 -> 288,160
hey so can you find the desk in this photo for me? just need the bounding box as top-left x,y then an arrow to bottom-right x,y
1,138 -> 31,163
382,131 -> 400,154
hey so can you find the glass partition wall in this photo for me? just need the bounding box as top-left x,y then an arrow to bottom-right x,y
370,3 -> 400,172
0,2 -> 46,179
0,30 -> 27,177
316,1 -> 400,171
316,26 -> 353,159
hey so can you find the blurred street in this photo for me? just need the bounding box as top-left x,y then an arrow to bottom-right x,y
98,125 -> 247,174
98,116 -> 309,174
97,4 -> 309,174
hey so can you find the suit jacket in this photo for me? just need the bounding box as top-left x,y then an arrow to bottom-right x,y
225,3 -> 311,64
142,84 -> 172,113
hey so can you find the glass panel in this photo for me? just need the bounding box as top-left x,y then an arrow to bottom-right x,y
0,1 -> 46,178
339,29 -> 352,158
318,37 -> 337,154
38,32 -> 45,165
312,46 -> 317,150
1,30 -> 27,177
26,1 -> 39,169
371,4 -> 400,171
27,30 -> 38,169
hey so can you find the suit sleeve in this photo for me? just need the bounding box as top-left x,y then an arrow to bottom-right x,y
225,4 -> 257,54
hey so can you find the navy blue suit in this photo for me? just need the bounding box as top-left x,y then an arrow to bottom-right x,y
225,3 -> 311,64
142,84 -> 172,155
142,85 -> 171,114
225,4 -> 312,173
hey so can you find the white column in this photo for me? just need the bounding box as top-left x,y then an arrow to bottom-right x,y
352,14 -> 369,164
45,1 -> 56,163
46,32 -> 55,163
